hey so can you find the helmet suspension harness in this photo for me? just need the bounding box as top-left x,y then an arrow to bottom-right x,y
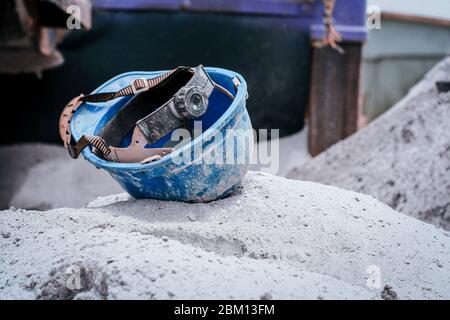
59,66 -> 236,164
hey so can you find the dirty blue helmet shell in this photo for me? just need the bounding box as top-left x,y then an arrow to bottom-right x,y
70,67 -> 253,202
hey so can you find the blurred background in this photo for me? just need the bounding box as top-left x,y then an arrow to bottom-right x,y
0,0 -> 449,154
364,0 -> 450,120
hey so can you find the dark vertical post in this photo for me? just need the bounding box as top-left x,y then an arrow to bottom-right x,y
308,42 -> 362,156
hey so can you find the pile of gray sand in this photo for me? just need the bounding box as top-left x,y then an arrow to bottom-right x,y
1,172 -> 449,299
288,57 -> 450,230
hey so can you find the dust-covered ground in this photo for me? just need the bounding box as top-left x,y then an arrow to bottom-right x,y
0,143 -> 122,210
288,57 -> 450,230
1,172 -> 449,299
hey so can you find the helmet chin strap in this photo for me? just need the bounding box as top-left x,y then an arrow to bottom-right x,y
59,65 -> 237,163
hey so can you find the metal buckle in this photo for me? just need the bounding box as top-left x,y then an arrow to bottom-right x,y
131,78 -> 149,94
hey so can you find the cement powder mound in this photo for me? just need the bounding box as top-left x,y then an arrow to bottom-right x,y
0,143 -> 122,210
1,172 -> 449,299
288,57 -> 450,230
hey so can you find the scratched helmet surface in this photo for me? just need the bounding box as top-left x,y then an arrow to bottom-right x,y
65,66 -> 252,202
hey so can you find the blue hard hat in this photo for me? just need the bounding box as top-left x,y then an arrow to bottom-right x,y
59,66 -> 253,202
